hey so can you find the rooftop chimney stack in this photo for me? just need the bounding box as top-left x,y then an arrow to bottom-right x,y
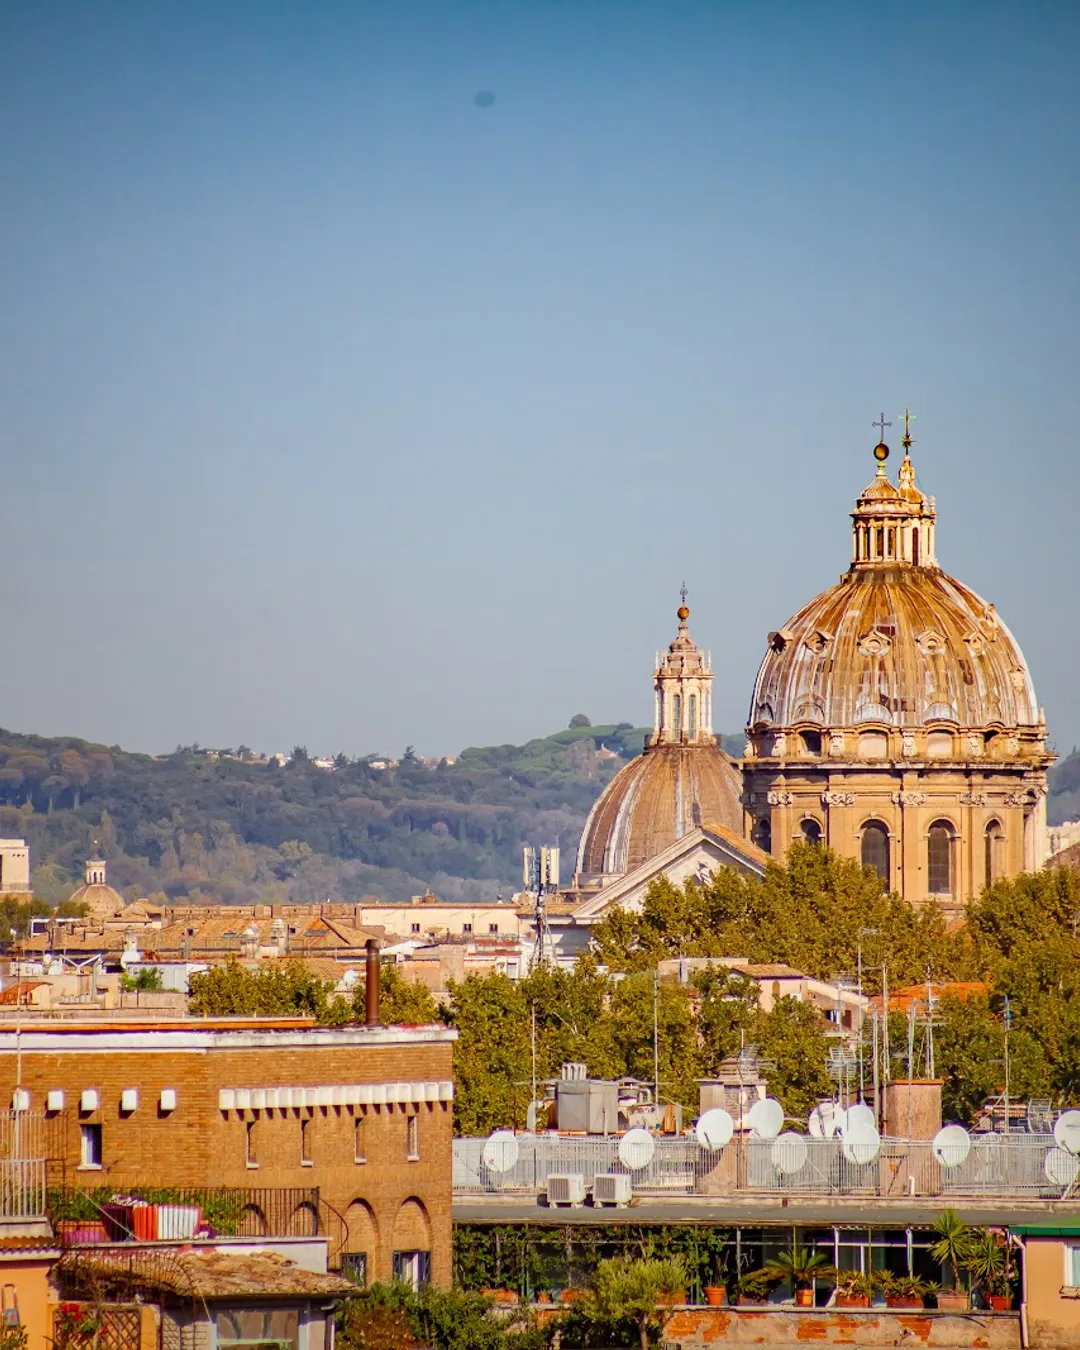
365,938 -> 380,1027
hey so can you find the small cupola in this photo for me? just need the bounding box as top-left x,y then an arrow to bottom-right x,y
648,588 -> 717,747
850,411 -> 936,568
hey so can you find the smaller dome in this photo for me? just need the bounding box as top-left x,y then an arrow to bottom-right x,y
68,881 -> 125,922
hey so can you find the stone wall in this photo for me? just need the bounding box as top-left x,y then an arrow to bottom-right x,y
661,1307 -> 1021,1348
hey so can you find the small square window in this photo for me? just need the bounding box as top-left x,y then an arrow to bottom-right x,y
462,923 -> 472,934
488,923 -> 498,934
406,1113 -> 419,1161
354,1116 -> 367,1164
1067,1243 -> 1080,1288
80,1123 -> 102,1168
411,923 -> 421,934
393,1250 -> 430,1290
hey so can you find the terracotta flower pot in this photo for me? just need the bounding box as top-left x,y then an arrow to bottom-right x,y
705,1286 -> 726,1306
835,1293 -> 870,1308
735,1295 -> 767,1306
795,1287 -> 814,1307
885,1295 -> 919,1309
988,1294 -> 1011,1312
935,1291 -> 970,1312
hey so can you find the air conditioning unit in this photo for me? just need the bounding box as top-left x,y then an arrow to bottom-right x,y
546,1174 -> 586,1207
592,1173 -> 632,1207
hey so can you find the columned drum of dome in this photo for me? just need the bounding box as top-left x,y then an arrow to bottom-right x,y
573,603 -> 743,891
742,426 -> 1053,915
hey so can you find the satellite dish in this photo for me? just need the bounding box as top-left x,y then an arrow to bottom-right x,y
1045,1147 -> 1080,1187
748,1097 -> 784,1140
841,1121 -> 881,1165
695,1108 -> 734,1151
619,1127 -> 656,1170
808,1102 -> 839,1139
1054,1110 -> 1080,1156
932,1124 -> 972,1168
482,1130 -> 519,1173
771,1131 -> 808,1175
840,1103 -> 875,1135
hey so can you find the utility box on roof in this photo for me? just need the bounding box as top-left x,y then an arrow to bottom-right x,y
556,1078 -> 618,1134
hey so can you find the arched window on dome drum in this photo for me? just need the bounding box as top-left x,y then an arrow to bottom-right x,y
928,821 -> 954,895
687,694 -> 698,739
912,527 -> 920,565
800,819 -> 822,846
876,526 -> 884,558
984,820 -> 1004,885
752,818 -> 771,854
861,821 -> 890,883
672,694 -> 682,739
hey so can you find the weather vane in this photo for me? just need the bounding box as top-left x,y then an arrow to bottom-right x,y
900,408 -> 917,450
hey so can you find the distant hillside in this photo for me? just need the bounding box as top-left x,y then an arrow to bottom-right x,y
1049,749 -> 1080,826
0,722 -> 741,907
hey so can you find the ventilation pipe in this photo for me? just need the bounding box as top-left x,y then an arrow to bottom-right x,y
365,939 -> 380,1027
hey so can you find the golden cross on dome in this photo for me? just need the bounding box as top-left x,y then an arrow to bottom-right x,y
680,581 -> 688,606
900,407 -> 917,450
872,413 -> 892,441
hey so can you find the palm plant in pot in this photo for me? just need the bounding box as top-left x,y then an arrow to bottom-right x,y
834,1271 -> 875,1308
732,1270 -> 776,1306
928,1208 -> 974,1311
878,1272 -> 932,1309
763,1247 -> 836,1308
965,1230 -> 1013,1311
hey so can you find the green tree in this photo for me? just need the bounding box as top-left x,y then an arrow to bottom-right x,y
933,995 -> 1005,1125
750,996 -> 833,1118
585,1257 -> 685,1350
441,974 -> 531,1134
120,967 -> 164,993
354,964 -> 440,1026
188,959 -> 348,1023
569,714 -> 592,729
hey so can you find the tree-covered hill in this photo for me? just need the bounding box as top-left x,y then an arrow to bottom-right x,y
7,722 -> 1073,906
2,721 -> 744,907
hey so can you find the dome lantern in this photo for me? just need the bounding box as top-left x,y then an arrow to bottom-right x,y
649,587 -> 716,748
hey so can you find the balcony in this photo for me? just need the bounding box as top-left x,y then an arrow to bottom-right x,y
48,1186 -> 322,1246
0,1158 -> 46,1218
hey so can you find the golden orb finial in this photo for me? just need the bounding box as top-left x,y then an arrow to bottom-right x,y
873,441 -> 889,463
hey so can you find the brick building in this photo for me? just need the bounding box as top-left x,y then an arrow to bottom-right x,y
0,1014 -> 456,1287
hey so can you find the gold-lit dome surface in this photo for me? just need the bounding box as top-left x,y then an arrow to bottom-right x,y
576,744 -> 743,877
749,566 -> 1039,731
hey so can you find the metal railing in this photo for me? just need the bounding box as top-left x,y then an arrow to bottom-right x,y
48,1186 -> 322,1243
454,1132 -> 1074,1200
0,1158 -> 46,1217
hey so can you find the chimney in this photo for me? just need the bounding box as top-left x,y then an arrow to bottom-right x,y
365,938 -> 380,1027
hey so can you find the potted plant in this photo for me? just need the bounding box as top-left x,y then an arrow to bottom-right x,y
928,1208 -> 974,1312
763,1246 -> 836,1308
733,1271 -> 775,1306
966,1229 -> 1012,1311
834,1271 -> 874,1308
879,1273 -> 930,1309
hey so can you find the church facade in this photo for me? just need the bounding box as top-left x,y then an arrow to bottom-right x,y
568,422 -> 1052,928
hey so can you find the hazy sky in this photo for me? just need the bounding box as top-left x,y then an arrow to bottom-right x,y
1,1 -> 1077,759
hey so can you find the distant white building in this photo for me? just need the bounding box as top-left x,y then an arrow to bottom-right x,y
0,840 -> 30,894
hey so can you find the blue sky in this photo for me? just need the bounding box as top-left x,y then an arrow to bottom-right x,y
1,1 -> 1077,757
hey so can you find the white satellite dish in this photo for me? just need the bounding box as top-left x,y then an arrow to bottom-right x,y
841,1121 -> 881,1165
748,1097 -> 785,1140
695,1108 -> 734,1151
932,1124 -> 972,1168
482,1130 -> 520,1173
771,1131 -> 809,1175
1045,1147 -> 1080,1187
1054,1110 -> 1080,1156
619,1127 -> 656,1170
808,1102 -> 839,1139
840,1103 -> 875,1135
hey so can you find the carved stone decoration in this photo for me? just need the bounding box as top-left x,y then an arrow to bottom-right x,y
964,631 -> 986,657
1004,790 -> 1032,807
892,791 -> 927,806
767,791 -> 794,806
858,629 -> 892,658
966,733 -> 984,757
771,734 -> 787,758
805,630 -> 831,654
916,629 -> 947,657
1005,736 -> 1020,756
828,732 -> 845,757
743,740 -> 755,759
901,733 -> 917,758
959,792 -> 988,806
821,791 -> 856,806
1010,668 -> 1027,691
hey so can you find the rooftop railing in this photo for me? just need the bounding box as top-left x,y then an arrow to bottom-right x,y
454,1133 -> 1077,1200
48,1186 -> 322,1245
0,1159 -> 47,1218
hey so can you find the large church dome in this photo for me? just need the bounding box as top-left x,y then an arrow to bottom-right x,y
575,604 -> 743,883
749,438 -> 1041,740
